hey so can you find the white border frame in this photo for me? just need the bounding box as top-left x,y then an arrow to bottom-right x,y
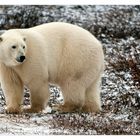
0,0 -> 140,5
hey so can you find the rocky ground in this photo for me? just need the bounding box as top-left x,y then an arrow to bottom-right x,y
0,5 -> 140,135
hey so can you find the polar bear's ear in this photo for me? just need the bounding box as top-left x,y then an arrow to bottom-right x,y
0,37 -> 3,42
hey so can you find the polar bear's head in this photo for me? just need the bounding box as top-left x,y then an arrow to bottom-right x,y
0,30 -> 27,67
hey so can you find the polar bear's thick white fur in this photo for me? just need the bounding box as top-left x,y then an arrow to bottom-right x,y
0,22 -> 104,113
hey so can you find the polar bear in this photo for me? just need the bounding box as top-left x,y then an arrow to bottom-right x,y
0,22 -> 104,113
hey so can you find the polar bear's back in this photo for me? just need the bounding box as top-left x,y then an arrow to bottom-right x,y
30,22 -> 101,48
29,22 -> 103,58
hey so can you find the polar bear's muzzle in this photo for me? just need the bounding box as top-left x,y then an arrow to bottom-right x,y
16,55 -> 26,63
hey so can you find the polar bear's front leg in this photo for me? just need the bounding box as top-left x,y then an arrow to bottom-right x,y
0,68 -> 24,113
24,82 -> 50,113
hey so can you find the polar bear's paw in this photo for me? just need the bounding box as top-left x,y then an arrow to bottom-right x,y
23,106 -> 43,113
5,106 -> 21,114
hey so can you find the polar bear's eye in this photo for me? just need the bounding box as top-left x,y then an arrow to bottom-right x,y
12,46 -> 16,49
23,46 -> 25,49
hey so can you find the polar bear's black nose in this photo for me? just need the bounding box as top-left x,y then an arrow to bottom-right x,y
20,56 -> 26,62
16,56 -> 26,62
